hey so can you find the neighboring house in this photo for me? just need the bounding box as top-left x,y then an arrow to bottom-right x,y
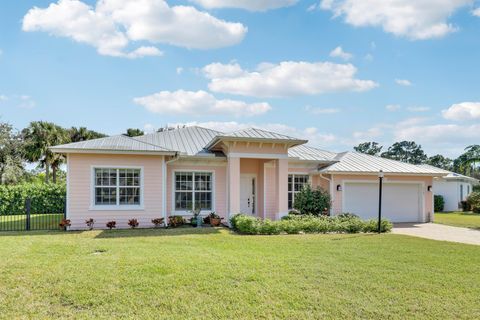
419,165 -> 479,212
51,126 -> 447,229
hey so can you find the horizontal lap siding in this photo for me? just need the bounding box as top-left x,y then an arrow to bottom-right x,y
68,154 -> 164,230
264,166 -> 277,220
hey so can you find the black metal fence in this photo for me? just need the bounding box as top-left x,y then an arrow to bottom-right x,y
0,197 -> 66,231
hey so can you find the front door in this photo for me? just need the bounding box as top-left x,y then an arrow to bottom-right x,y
240,175 -> 256,215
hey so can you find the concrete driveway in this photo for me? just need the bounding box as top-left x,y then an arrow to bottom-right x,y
392,223 -> 480,246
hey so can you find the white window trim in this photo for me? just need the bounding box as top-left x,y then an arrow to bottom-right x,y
172,169 -> 215,216
288,173 -> 310,210
90,165 -> 144,211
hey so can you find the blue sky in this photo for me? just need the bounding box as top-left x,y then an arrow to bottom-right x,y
1,0 -> 480,158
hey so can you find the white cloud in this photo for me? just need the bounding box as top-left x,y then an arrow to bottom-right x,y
143,123 -> 156,133
407,106 -> 430,112
307,3 -> 319,11
329,46 -> 353,60
442,102 -> 480,121
352,127 -> 383,140
0,95 -> 7,102
203,61 -> 378,97
22,0 -> 246,58
305,105 -> 340,114
395,123 -> 480,145
191,0 -> 298,11
395,79 -> 412,86
473,7 -> 480,16
320,0 -> 471,40
133,90 -> 271,117
169,121 -> 337,147
18,95 -> 36,109
176,67 -> 184,75
385,104 -> 401,111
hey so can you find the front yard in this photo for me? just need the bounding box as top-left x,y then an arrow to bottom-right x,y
434,212 -> 480,229
0,228 -> 479,319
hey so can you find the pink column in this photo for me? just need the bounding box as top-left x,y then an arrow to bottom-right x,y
275,158 -> 289,220
228,157 -> 241,217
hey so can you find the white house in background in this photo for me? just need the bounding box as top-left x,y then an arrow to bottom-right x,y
434,172 -> 478,212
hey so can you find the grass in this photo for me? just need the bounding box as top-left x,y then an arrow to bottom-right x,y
0,213 -> 63,231
434,211 -> 480,229
0,228 -> 479,319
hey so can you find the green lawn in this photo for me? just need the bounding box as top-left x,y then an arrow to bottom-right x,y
0,228 -> 479,319
0,213 -> 63,231
434,211 -> 480,229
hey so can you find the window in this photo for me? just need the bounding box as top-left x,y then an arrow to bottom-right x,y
94,168 -> 141,207
460,184 -> 464,201
467,185 -> 470,195
175,172 -> 213,211
288,174 -> 309,209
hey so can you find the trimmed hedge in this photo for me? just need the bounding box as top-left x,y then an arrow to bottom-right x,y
0,183 -> 66,215
230,214 -> 392,235
434,195 -> 445,212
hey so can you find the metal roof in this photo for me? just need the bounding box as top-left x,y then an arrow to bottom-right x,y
418,164 -> 479,183
204,127 -> 307,149
133,126 -> 223,156
288,145 -> 337,162
50,135 -> 175,154
319,152 -> 448,175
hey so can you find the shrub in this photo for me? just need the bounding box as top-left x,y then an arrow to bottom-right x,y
229,213 -> 243,229
434,195 -> 445,212
293,185 -> 331,216
460,201 -> 470,212
230,214 -> 392,235
106,221 -> 116,230
85,218 -> 95,230
0,183 -> 66,215
362,219 -> 393,233
151,218 -> 165,228
128,219 -> 139,229
168,215 -> 185,228
467,192 -> 480,213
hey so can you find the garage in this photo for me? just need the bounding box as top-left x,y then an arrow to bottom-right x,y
343,182 -> 424,223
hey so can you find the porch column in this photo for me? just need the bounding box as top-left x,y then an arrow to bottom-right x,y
227,157 -> 241,217
275,158 -> 289,220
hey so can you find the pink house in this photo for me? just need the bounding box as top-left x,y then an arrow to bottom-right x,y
51,126 -> 447,229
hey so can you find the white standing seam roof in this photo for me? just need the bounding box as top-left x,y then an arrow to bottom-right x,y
133,126 -> 222,156
288,145 -> 337,162
204,127 -> 308,150
50,126 -> 450,176
50,135 -> 175,154
418,164 -> 479,183
320,152 -> 449,175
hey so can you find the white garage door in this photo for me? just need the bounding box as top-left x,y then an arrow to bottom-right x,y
343,182 -> 423,222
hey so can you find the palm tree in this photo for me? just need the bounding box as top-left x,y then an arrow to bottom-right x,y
69,127 -> 106,142
459,145 -> 480,176
22,121 -> 67,183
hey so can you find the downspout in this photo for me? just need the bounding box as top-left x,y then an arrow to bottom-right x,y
319,173 -> 334,216
163,153 -> 179,226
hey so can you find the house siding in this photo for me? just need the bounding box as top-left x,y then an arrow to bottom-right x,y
67,153 -> 164,230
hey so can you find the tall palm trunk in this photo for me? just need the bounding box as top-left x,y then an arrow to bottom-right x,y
45,155 -> 50,183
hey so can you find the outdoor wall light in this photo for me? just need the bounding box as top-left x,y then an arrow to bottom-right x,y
427,185 -> 432,192
337,184 -> 342,191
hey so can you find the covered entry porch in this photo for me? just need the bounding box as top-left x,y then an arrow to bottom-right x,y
227,157 -> 289,220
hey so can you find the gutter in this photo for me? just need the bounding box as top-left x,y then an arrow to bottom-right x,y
163,153 -> 179,226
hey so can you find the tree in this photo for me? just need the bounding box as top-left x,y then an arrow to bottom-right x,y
124,128 -> 144,137
381,141 -> 427,164
0,122 -> 25,184
22,121 -> 68,183
454,145 -> 480,177
427,154 -> 453,171
354,142 -> 383,156
69,127 -> 106,142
